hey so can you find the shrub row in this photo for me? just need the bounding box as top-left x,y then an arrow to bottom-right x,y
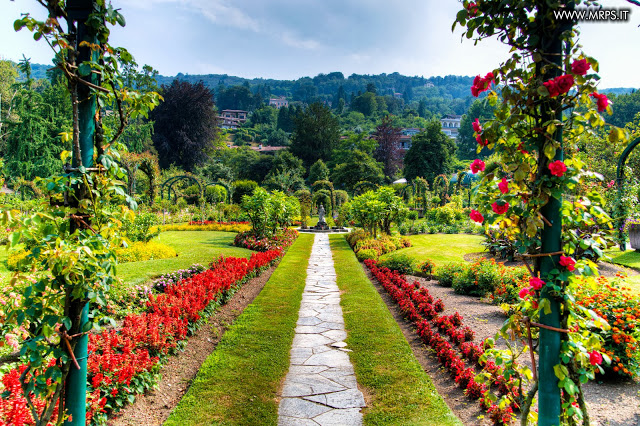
159,221 -> 251,233
365,259 -> 521,425
0,249 -> 284,425
233,228 -> 298,252
436,259 -> 529,304
346,229 -> 411,261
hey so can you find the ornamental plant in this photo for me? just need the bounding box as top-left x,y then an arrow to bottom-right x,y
454,1 -> 628,423
0,2 -> 161,425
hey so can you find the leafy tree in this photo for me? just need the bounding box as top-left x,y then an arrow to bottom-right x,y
290,102 -> 340,168
332,150 -> 384,191
373,115 -> 401,178
276,105 -> 296,132
266,128 -> 289,146
217,84 -> 255,111
331,132 -> 378,166
196,160 -> 235,183
0,59 -> 19,141
151,79 -> 218,171
607,90 -> 640,128
308,159 -> 329,184
457,99 -> 495,160
404,120 -> 456,185
251,105 -> 277,126
232,179 -> 258,204
351,91 -> 378,116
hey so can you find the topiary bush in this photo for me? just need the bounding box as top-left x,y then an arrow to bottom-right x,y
356,249 -> 378,262
378,253 -> 416,275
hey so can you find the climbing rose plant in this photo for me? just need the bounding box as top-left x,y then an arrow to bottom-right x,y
454,0 -> 629,423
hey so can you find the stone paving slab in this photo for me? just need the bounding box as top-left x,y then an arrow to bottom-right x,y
278,233 -> 365,426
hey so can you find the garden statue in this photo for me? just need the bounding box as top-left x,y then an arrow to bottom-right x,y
318,203 -> 326,224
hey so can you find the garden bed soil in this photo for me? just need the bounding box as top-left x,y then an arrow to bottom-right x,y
365,265 -> 640,426
108,264 -> 277,426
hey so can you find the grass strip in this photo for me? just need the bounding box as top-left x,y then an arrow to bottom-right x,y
330,235 -> 462,426
117,231 -> 252,286
165,233 -> 314,425
381,234 -> 484,267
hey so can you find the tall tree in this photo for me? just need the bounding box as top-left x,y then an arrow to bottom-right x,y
332,150 -> 384,191
0,59 -> 19,141
151,80 -> 218,171
217,84 -> 254,111
290,102 -> 340,168
308,159 -> 329,184
457,98 -> 495,160
373,115 -> 401,178
404,120 -> 456,185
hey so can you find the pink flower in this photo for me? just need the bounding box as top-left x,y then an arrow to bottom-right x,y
470,159 -> 485,174
590,92 -> 610,112
571,59 -> 590,76
589,351 -> 603,366
469,209 -> 484,223
518,287 -> 531,299
471,72 -> 494,97
498,178 -> 509,194
549,160 -> 568,177
529,277 -> 545,290
472,118 -> 483,133
559,256 -> 576,272
491,201 -> 509,215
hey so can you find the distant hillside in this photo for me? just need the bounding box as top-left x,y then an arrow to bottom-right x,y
601,87 -> 637,96
155,71 -> 476,105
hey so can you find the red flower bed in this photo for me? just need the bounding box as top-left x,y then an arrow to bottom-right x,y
0,249 -> 283,425
234,228 -> 298,252
364,259 -> 519,425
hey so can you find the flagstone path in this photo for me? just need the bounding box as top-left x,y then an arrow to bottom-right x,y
278,233 -> 366,426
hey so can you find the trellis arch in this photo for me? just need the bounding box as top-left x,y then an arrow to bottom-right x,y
353,180 -> 379,196
120,152 -> 160,205
160,175 -> 202,201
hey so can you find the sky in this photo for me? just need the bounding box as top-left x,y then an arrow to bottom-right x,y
1,0 -> 639,88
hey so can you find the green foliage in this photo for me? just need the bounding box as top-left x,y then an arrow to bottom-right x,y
290,102 -> 340,167
403,120 -> 457,185
347,187 -> 408,237
204,185 -> 227,204
115,240 -> 176,263
308,159 -> 329,185
232,179 -> 258,204
332,150 -> 384,192
241,188 -> 300,239
435,262 -> 466,287
122,211 -> 160,243
356,248 -> 378,261
457,99 -> 495,160
419,259 -> 436,276
377,253 -> 416,275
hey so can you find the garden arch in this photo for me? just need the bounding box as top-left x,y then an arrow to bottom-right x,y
353,180 -> 379,196
121,152 -> 160,205
160,175 -> 202,201
616,136 -> 640,250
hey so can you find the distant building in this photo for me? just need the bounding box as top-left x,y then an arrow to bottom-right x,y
218,109 -> 248,129
269,97 -> 289,108
250,145 -> 287,155
440,114 -> 462,139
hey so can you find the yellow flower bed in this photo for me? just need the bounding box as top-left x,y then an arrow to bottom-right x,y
116,241 -> 177,264
158,223 -> 251,233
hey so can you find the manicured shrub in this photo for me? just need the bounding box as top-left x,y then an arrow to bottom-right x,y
356,249 -> 378,262
435,262 -> 467,287
420,259 -> 436,276
378,253 -> 415,275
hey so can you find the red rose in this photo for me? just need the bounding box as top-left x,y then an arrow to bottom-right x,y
517,142 -> 529,154
469,209 -> 484,223
571,59 -> 590,76
475,134 -> 488,146
559,255 -> 576,271
467,1 -> 479,16
472,118 -> 483,133
590,92 -> 610,112
491,201 -> 509,215
543,80 -> 559,97
555,74 -> 574,95
529,277 -> 545,290
470,159 -> 485,174
589,350 -> 603,366
518,287 -> 531,299
498,178 -> 509,194
549,160 -> 567,177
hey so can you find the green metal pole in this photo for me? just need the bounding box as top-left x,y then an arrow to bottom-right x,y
537,4 -> 573,425
65,1 -> 97,424
616,137 -> 640,251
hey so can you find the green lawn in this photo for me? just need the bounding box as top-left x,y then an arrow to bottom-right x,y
165,233 -> 314,425
117,231 -> 253,286
382,233 -> 484,266
331,235 -> 461,425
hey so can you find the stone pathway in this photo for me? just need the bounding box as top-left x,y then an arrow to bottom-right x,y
278,233 -> 366,426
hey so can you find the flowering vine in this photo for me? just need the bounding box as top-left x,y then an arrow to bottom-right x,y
454,0 -> 630,423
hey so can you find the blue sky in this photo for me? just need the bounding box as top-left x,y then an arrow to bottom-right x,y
1,0 -> 639,88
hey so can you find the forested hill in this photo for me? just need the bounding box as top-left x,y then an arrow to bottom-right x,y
155,71 -> 475,106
